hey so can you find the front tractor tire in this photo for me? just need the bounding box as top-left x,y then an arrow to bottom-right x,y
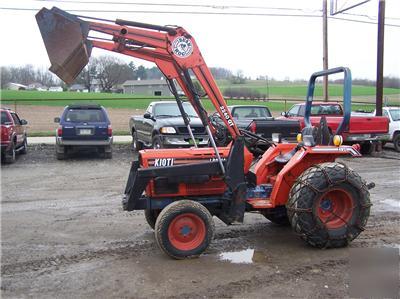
155,200 -> 215,259
286,162 -> 371,248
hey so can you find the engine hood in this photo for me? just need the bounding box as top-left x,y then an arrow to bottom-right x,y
155,116 -> 204,127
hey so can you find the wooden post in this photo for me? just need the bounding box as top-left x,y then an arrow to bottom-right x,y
323,0 -> 329,102
376,0 -> 385,116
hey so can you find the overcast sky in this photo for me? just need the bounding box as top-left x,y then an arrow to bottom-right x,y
0,0 -> 399,80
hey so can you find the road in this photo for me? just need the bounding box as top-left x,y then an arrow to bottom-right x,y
1,145 -> 399,298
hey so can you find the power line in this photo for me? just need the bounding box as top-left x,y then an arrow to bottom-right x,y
342,11 -> 400,21
34,0 -> 321,13
329,16 -> 400,27
1,6 -> 399,27
0,7 -> 322,18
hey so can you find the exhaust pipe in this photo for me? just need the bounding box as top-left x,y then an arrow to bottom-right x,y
36,7 -> 92,84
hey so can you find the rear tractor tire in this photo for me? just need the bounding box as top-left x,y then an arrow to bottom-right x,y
155,200 -> 215,259
286,162 -> 371,248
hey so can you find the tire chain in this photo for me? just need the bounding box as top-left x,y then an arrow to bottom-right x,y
286,162 -> 372,248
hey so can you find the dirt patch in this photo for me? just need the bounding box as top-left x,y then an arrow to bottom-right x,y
10,105 -> 145,133
1,146 -> 399,298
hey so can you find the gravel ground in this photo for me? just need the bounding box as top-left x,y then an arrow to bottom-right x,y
1,145 -> 399,298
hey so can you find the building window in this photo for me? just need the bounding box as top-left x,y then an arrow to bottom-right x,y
154,91 -> 162,96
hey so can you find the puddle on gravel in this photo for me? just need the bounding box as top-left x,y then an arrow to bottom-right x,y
382,199 -> 400,210
219,249 -> 268,264
376,199 -> 400,212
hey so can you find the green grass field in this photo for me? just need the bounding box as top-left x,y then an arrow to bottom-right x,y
1,81 -> 398,112
0,93 -> 378,112
218,81 -> 400,97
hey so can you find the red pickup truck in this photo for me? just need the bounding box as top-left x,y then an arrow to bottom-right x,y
1,108 -> 28,163
279,102 -> 389,153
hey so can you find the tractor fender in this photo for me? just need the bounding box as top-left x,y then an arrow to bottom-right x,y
270,145 -> 361,207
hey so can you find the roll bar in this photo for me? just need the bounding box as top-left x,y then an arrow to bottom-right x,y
304,67 -> 352,135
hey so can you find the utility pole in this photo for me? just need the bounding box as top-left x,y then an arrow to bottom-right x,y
323,0 -> 328,101
266,75 -> 269,99
376,0 -> 385,116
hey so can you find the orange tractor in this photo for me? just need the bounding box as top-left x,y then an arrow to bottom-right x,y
37,7 -> 373,259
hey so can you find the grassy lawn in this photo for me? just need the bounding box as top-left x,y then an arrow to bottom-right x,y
1,83 -> 397,112
219,81 -> 400,97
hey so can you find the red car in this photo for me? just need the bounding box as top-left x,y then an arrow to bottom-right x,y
1,108 -> 28,163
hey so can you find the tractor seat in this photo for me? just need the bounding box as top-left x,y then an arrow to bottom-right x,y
274,146 -> 299,164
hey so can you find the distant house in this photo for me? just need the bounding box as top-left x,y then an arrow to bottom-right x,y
69,84 -> 86,92
122,79 -> 174,96
5,83 -> 27,90
48,86 -> 63,92
27,83 -> 48,91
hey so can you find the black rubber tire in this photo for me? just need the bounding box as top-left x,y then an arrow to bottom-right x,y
360,142 -> 373,155
152,135 -> 163,149
262,206 -> 290,226
132,131 -> 143,151
5,142 -> 16,163
393,134 -> 400,152
144,209 -> 160,230
286,162 -> 371,248
155,200 -> 215,259
20,138 -> 28,155
102,146 -> 112,159
56,145 -> 66,160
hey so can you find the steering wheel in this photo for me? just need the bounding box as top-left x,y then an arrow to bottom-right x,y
240,129 -> 274,147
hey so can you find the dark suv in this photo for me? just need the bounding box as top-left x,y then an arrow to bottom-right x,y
54,104 -> 113,159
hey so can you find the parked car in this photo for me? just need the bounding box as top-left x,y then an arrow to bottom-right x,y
382,107 -> 400,152
54,104 -> 113,159
228,105 -> 300,141
1,108 -> 28,163
279,102 -> 389,153
130,101 -> 209,150
353,106 -> 400,152
211,105 -> 300,147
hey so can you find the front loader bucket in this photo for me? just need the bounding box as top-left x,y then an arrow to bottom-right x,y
36,7 -> 92,84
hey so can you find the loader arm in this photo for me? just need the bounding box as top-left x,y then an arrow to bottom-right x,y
36,7 -> 240,141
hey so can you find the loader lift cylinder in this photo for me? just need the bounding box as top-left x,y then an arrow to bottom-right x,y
167,78 -> 198,147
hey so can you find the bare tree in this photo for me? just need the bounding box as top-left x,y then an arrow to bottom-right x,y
1,65 -> 59,88
73,61 -> 97,91
229,69 -> 246,84
93,56 -> 134,91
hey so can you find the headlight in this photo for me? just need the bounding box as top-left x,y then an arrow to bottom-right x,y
333,135 -> 343,147
296,133 -> 302,143
160,127 -> 176,134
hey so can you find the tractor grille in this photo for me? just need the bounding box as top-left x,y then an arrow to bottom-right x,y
177,126 -> 206,135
